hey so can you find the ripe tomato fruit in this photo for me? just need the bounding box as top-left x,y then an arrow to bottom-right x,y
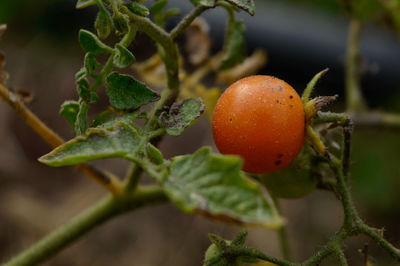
212,75 -> 305,174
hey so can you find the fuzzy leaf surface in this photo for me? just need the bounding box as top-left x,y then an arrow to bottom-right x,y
163,147 -> 283,228
225,0 -> 255,15
39,122 -> 140,166
79,30 -> 109,56
113,44 -> 136,69
106,72 -> 160,109
220,19 -> 245,70
90,109 -> 140,129
60,100 -> 80,127
160,98 -> 204,136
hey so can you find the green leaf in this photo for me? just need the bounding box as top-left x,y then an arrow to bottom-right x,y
79,29 -> 110,56
225,0 -> 255,15
76,75 -> 98,104
163,8 -> 181,19
163,147 -> 283,228
106,72 -> 160,109
146,143 -> 164,165
160,98 -> 204,136
60,100 -> 80,127
190,0 -> 216,7
76,0 -> 96,9
39,122 -> 140,167
90,109 -> 140,129
220,19 -> 245,70
112,13 -> 129,35
95,9 -> 113,39
84,53 -> 101,76
113,44 -> 136,69
149,0 -> 167,13
231,231 -> 247,247
125,2 -> 150,17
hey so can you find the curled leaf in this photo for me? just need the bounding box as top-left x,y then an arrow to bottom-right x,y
160,98 -> 204,136
113,44 -> 136,69
79,29 -> 111,55
95,9 -> 113,39
60,100 -> 80,127
184,17 -> 211,66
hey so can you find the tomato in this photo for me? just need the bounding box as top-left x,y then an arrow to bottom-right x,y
212,75 -> 305,174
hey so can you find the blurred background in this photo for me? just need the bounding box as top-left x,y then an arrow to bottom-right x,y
0,0 -> 400,265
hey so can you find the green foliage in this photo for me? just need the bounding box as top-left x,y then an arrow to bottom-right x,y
190,0 -> 216,7
76,0 -> 96,9
95,8 -> 113,39
76,75 -> 98,104
149,0 -> 168,13
60,101 -> 80,127
204,232 -> 260,266
220,18 -> 245,70
164,147 -> 283,228
125,1 -> 150,17
225,0 -> 255,15
146,143 -> 164,165
113,44 -> 136,68
39,122 -> 141,166
79,29 -> 111,55
159,98 -> 204,136
84,53 -> 101,76
90,109 -> 140,129
112,12 -> 130,35
105,72 -> 160,109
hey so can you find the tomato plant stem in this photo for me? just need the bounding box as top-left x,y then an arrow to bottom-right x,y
0,83 -> 122,194
345,19 -> 366,112
3,186 -> 167,266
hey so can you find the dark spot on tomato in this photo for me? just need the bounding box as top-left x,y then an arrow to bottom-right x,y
289,105 -> 294,108
277,153 -> 284,158
275,160 -> 282,165
289,95 -> 293,99
275,100 -> 279,103
229,118 -> 233,123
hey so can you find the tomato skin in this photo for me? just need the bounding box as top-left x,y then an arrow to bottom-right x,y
212,75 -> 305,174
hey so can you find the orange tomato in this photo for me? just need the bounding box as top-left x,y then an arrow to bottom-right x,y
212,75 -> 305,174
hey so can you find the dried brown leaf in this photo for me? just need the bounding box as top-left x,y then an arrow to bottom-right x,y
184,17 -> 211,66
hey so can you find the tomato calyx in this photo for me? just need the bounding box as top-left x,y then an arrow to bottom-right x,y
301,69 -> 337,157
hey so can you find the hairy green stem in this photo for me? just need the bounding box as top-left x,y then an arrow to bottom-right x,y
3,186 -> 167,266
359,225 -> 400,260
272,197 -> 292,261
345,19 -> 366,112
333,245 -> 348,266
170,5 -> 209,40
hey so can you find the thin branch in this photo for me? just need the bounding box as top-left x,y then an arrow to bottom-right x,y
0,84 -> 122,194
170,5 -> 209,40
345,19 -> 366,112
272,197 -> 292,261
3,185 -> 167,266
359,224 -> 400,261
351,111 -> 400,129
333,246 -> 349,266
